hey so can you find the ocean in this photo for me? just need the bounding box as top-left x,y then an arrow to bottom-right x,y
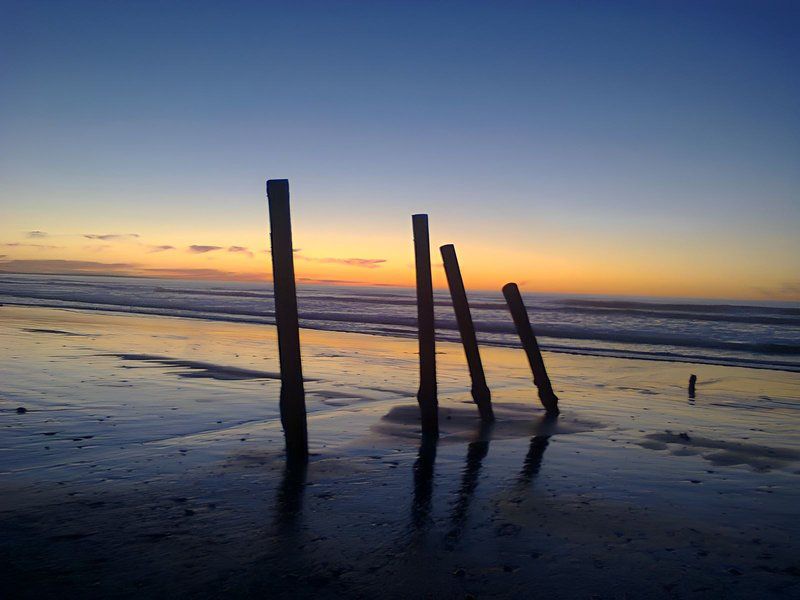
0,273 -> 797,372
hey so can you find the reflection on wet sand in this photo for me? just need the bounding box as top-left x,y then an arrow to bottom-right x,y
255,457 -> 309,596
408,415 -> 557,546
447,422 -> 493,545
519,436 -> 550,484
411,435 -> 437,531
275,457 -> 307,528
518,415 -> 557,486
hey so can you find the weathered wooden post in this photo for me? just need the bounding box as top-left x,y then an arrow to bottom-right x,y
268,179 -> 308,459
502,283 -> 559,415
413,214 -> 438,436
440,244 -> 494,422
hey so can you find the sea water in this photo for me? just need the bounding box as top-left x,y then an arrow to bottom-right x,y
0,273 -> 797,372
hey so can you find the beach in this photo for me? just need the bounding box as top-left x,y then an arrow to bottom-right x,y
1,303 -> 799,598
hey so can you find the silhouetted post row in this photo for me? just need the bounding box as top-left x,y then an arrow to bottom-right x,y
440,244 -> 494,422
413,214 -> 439,436
502,283 -> 560,415
267,179 -> 309,459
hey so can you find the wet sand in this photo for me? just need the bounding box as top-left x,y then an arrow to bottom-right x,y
1,305 -> 799,598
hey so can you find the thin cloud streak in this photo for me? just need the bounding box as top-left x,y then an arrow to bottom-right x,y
753,280 -> 800,300
83,233 -> 140,241
0,259 -> 266,282
299,255 -> 387,269
26,231 -> 48,238
228,246 -> 254,258
2,242 -> 63,250
0,258 -> 403,286
149,245 -> 176,253
0,259 -> 136,275
187,245 -> 223,254
297,276 -> 367,285
141,267 -> 263,281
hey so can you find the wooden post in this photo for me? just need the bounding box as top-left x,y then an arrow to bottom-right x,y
502,282 -> 559,414
413,214 -> 438,436
268,179 -> 308,459
440,244 -> 494,422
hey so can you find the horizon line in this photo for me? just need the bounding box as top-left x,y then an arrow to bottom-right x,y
0,268 -> 796,305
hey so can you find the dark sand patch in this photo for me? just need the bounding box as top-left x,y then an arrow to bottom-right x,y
373,402 -> 602,443
307,389 -> 368,407
23,328 -> 91,337
102,353 -> 285,381
306,387 -> 405,407
638,431 -> 800,471
495,489 -> 800,598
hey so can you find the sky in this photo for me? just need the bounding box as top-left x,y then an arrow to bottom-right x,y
1,0 -> 798,300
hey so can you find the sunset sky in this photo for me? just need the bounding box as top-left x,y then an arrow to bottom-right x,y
2,1 -> 798,300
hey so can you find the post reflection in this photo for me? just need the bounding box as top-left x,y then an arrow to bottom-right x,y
411,434 -> 438,530
446,421 -> 493,545
514,413 -> 557,495
274,455 -> 307,529
252,456 -> 309,597
518,435 -> 549,485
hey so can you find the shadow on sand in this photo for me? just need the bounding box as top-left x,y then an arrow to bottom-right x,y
407,413 -> 557,549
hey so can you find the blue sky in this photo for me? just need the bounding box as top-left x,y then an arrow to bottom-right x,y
1,1 -> 798,298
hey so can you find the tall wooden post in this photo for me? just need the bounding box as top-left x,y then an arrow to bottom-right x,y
413,214 -> 438,436
502,283 -> 559,415
440,244 -> 494,422
268,179 -> 308,458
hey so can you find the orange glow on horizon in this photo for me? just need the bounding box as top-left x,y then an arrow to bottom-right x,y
1,226 -> 798,302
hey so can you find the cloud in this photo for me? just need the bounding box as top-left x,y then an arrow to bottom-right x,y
2,242 -> 62,249
228,245 -> 254,258
26,230 -> 48,238
149,245 -> 176,253
780,281 -> 800,295
752,281 -> 800,300
83,233 -> 140,241
0,259 -> 266,282
0,259 -> 136,276
140,267 -> 264,281
0,258 -> 391,287
297,277 -> 367,285
188,245 -> 223,254
302,256 -> 387,269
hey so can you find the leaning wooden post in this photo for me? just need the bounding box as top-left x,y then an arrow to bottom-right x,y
413,214 -> 439,436
440,244 -> 494,422
267,179 -> 308,459
502,283 -> 559,414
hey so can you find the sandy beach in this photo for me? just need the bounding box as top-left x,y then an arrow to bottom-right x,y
1,304 -> 799,598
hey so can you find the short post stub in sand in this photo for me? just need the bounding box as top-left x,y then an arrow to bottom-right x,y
688,374 -> 697,398
502,283 -> 559,415
440,244 -> 494,422
413,214 -> 439,436
267,179 -> 308,459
